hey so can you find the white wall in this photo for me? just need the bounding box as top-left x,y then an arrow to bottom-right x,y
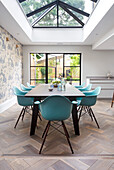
23,45 -> 114,86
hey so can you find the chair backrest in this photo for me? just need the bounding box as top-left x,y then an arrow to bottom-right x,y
83,86 -> 101,96
80,86 -> 101,106
79,84 -> 92,92
39,95 -> 73,121
27,82 -> 36,88
13,86 -> 27,96
75,82 -> 85,89
27,82 -> 31,88
20,84 -> 32,91
13,86 -> 33,106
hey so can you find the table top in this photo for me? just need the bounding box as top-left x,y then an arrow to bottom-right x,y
25,84 -> 85,98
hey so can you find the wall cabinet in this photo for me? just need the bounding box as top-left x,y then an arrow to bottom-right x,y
86,76 -> 114,98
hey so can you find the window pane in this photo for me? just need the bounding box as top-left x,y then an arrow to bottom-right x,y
64,54 -> 80,66
64,67 -> 80,79
59,7 -> 82,27
48,67 -> 56,80
31,80 -> 45,85
31,53 -> 45,66
34,7 -> 57,27
48,54 -> 56,67
31,67 -> 46,80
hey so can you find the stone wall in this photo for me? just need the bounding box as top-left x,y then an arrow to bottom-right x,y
0,26 -> 23,104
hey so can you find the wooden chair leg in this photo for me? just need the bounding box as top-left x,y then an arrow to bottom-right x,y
39,121 -> 50,154
78,106 -> 83,121
87,106 -> 93,121
42,121 -> 50,138
14,107 -> 25,128
61,121 -> 74,154
90,107 -> 100,129
22,106 -> 26,121
111,92 -> 114,108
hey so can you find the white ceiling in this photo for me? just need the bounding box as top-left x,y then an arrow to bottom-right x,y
0,0 -> 114,50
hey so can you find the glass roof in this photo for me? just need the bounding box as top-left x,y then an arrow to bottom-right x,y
18,0 -> 98,28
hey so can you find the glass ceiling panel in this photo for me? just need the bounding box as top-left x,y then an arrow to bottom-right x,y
34,7 -> 57,27
18,0 -> 97,27
59,7 -> 82,27
21,0 -> 55,14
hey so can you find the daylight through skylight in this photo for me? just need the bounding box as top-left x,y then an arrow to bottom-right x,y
18,0 -> 98,28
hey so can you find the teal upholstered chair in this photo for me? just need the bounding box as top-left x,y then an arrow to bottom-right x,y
20,84 -> 32,92
75,82 -> 85,89
77,87 -> 101,128
78,84 -> 92,92
13,86 -> 34,128
35,95 -> 76,154
27,82 -> 36,88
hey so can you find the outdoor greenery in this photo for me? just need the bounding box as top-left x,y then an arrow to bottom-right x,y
20,0 -> 85,26
31,53 -> 80,84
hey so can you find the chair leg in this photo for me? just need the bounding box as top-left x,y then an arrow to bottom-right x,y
90,107 -> 100,129
42,121 -> 50,138
78,106 -> 83,121
111,92 -> 114,107
14,107 -> 25,128
39,121 -> 50,154
87,107 -> 93,121
38,113 -> 42,121
22,106 -> 26,121
61,121 -> 74,154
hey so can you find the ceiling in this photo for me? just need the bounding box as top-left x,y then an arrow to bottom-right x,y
0,0 -> 114,50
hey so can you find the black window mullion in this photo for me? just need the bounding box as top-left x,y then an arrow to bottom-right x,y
63,54 -> 65,77
46,54 -> 48,84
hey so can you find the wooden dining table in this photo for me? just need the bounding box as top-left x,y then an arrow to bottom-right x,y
25,84 -> 85,136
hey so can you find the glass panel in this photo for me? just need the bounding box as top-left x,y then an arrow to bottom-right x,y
34,7 -> 57,27
21,0 -> 55,14
64,67 -> 80,80
31,53 -> 45,66
48,54 -> 63,80
56,54 -> 63,78
48,54 -> 56,67
59,7 -> 81,26
31,67 -> 46,80
64,54 -> 80,66
31,80 -> 45,85
60,0 -> 93,13
48,67 -> 56,80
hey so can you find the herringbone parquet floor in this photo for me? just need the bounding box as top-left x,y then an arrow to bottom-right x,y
0,100 -> 114,169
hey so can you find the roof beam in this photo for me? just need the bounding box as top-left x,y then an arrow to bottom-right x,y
32,5 -> 56,27
26,0 -> 57,17
60,3 -> 84,27
59,0 -> 90,17
18,0 -> 26,3
91,0 -> 98,2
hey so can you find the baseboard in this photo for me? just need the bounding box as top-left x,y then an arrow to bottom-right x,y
0,97 -> 17,113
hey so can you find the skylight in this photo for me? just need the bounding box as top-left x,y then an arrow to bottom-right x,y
18,0 -> 98,28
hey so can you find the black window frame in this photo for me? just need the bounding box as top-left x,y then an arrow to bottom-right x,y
30,53 -> 81,85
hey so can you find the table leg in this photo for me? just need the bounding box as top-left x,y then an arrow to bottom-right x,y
30,103 -> 38,136
72,104 -> 80,135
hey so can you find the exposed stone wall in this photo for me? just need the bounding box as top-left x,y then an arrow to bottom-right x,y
0,26 -> 23,104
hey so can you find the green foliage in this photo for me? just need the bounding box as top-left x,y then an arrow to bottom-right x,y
52,80 -> 61,84
70,54 -> 80,78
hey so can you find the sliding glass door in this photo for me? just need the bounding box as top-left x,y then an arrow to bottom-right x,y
30,53 -> 81,85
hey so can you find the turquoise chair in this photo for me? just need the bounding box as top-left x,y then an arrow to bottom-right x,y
27,82 -> 36,88
78,84 -> 92,92
75,82 -> 85,89
77,87 -> 101,128
13,86 -> 34,128
35,95 -> 77,154
20,84 -> 32,92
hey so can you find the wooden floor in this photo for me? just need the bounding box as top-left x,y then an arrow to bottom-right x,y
0,100 -> 114,170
